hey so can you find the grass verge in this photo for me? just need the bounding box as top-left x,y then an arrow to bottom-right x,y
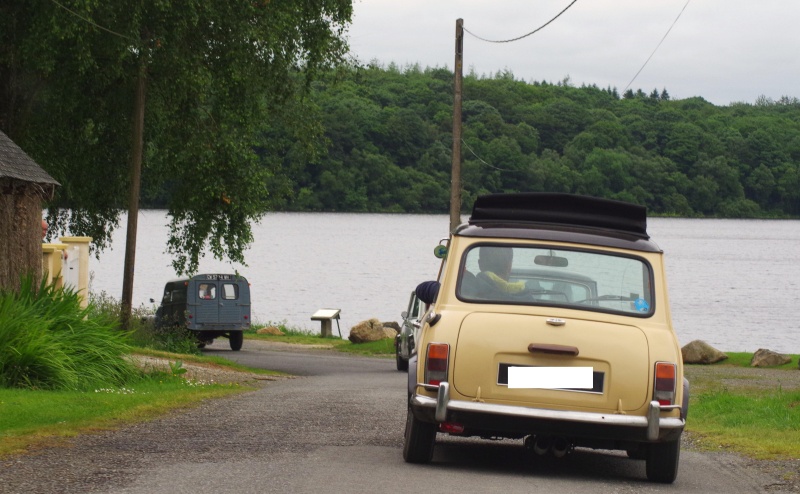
245,323 -> 396,357
684,353 -> 800,460
0,375 -> 248,457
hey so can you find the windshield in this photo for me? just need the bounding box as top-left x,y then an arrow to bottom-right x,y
457,244 -> 654,316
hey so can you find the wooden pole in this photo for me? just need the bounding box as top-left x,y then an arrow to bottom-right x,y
450,18 -> 464,232
121,60 -> 146,330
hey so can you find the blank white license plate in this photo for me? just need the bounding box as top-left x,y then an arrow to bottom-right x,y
507,366 -> 594,389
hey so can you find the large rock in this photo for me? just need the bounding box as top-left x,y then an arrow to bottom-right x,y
750,348 -> 791,367
349,318 -> 391,343
257,326 -> 284,336
383,321 -> 401,333
681,340 -> 728,364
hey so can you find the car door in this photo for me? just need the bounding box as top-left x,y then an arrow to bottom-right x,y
401,292 -> 425,358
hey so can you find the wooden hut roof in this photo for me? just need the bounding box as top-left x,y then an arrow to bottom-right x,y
0,130 -> 59,190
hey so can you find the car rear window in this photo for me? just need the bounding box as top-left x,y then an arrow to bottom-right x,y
457,244 -> 654,316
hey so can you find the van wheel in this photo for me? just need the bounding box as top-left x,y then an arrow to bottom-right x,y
229,332 -> 243,351
646,439 -> 680,483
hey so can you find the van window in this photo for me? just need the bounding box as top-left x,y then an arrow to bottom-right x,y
198,283 -> 216,300
171,289 -> 186,303
222,283 -> 239,300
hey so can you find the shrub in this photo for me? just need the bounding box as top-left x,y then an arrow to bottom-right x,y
0,277 -> 139,390
88,291 -> 199,355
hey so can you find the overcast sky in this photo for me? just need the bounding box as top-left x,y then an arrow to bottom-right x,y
346,0 -> 799,106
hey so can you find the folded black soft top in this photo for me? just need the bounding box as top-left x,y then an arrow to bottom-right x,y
469,193 -> 648,238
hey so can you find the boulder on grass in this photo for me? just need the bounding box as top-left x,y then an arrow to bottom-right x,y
257,326 -> 284,336
750,348 -> 791,367
681,340 -> 728,365
383,321 -> 401,332
349,318 -> 389,343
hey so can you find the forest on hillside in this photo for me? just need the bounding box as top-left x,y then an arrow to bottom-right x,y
156,64 -> 800,217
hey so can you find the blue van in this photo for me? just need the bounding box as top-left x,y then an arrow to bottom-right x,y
154,274 -> 251,350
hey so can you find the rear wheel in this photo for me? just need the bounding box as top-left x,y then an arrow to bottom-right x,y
626,444 -> 647,460
229,331 -> 244,351
403,405 -> 436,463
646,439 -> 680,483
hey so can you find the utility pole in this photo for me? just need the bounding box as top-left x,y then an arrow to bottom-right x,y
449,18 -> 464,232
120,59 -> 146,330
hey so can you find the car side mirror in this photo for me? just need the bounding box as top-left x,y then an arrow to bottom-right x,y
401,310 -> 408,319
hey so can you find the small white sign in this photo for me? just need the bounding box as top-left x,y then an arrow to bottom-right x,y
508,367 -> 593,389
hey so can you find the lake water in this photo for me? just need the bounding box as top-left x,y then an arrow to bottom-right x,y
87,212 -> 799,354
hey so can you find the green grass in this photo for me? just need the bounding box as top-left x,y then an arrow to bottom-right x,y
685,353 -> 800,459
334,338 -> 395,356
0,375 -> 247,457
687,388 -> 800,459
246,322 -> 395,357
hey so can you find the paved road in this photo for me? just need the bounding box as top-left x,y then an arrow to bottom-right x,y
0,342 -> 790,493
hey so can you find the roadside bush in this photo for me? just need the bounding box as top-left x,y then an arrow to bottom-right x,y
88,291 -> 199,355
0,277 -> 139,390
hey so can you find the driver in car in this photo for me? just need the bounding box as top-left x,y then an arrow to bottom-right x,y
476,246 -> 529,295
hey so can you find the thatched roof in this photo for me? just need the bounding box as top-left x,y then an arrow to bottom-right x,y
0,130 -> 59,190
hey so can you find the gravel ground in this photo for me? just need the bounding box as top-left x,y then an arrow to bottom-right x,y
1,348 -> 798,493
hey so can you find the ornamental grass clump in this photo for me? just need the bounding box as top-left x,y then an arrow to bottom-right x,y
0,277 -> 139,390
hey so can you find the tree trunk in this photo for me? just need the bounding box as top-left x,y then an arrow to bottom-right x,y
0,180 -> 42,292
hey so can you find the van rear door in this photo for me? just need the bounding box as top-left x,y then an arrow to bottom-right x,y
195,280 -> 220,325
219,280 -> 249,324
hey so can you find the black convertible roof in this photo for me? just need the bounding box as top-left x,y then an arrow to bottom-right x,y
469,193 -> 649,239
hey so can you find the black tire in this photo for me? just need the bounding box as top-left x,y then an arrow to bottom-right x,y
646,439 -> 680,483
626,445 -> 647,460
403,405 -> 436,463
396,349 -> 409,372
229,331 -> 244,351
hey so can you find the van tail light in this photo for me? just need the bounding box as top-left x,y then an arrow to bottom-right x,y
425,343 -> 449,386
653,362 -> 677,406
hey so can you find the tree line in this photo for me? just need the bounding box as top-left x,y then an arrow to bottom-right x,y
241,63 -> 799,217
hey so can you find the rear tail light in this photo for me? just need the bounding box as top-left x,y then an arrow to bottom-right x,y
425,343 -> 449,386
653,362 -> 677,406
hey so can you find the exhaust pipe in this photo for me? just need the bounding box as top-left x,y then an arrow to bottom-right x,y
551,436 -> 572,458
533,435 -> 551,456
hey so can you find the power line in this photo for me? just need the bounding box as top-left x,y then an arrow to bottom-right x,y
461,138 -> 523,173
463,0 -> 579,44
49,0 -> 136,42
623,0 -> 692,93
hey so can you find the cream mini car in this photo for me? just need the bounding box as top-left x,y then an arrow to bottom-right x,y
404,193 -> 688,483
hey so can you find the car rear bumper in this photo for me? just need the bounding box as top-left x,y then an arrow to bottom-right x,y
411,382 -> 684,442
